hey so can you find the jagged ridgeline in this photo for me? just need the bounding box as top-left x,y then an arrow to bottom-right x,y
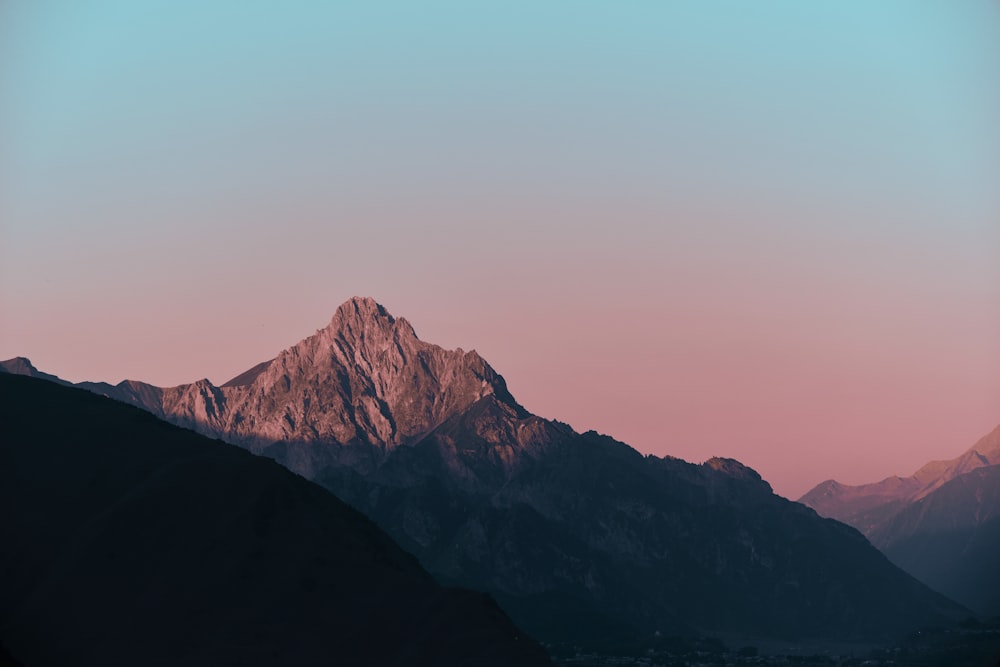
2,297 -> 966,649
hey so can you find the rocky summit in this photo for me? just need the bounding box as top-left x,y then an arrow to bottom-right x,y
2,297 -> 967,649
64,297 -> 524,471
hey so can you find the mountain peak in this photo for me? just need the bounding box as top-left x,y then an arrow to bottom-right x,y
0,356 -> 38,374
705,456 -> 755,475
323,297 -> 418,344
199,297 -> 524,454
333,296 -> 394,324
0,357 -> 68,385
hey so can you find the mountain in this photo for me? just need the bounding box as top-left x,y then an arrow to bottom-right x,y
801,425 -> 1000,533
2,297 -> 966,647
0,373 -> 551,667
873,466 -> 1000,616
800,425 -> 1000,615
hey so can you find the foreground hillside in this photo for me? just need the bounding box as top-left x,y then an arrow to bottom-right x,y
0,373 -> 550,667
2,297 -> 966,648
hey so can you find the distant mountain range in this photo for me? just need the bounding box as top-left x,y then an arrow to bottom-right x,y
0,373 -> 550,667
2,297 -> 967,649
801,425 -> 1000,615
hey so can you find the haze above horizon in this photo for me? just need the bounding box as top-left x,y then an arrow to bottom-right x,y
2,2 -> 998,499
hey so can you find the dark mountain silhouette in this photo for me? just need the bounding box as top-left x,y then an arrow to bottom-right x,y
801,425 -> 1000,615
0,373 -> 551,667
2,297 -> 966,648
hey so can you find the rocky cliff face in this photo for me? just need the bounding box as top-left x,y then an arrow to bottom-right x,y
2,298 -> 967,647
80,297 -> 523,469
800,424 -> 1000,614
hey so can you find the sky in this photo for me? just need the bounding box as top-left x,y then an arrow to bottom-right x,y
2,1 -> 999,499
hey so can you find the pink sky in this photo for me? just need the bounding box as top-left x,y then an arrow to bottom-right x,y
4,276 -> 997,500
2,2 -> 999,499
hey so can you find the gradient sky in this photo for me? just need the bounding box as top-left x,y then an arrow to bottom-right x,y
2,2 -> 999,499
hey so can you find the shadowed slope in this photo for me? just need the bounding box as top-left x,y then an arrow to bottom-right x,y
0,374 -> 550,667
800,425 -> 1000,613
872,465 -> 1000,615
335,425 -> 964,644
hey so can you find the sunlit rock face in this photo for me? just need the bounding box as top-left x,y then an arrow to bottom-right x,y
116,297 -> 524,466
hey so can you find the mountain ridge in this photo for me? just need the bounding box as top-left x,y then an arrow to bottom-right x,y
802,424 -> 1000,523
2,296 -> 968,646
800,424 -> 1000,614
